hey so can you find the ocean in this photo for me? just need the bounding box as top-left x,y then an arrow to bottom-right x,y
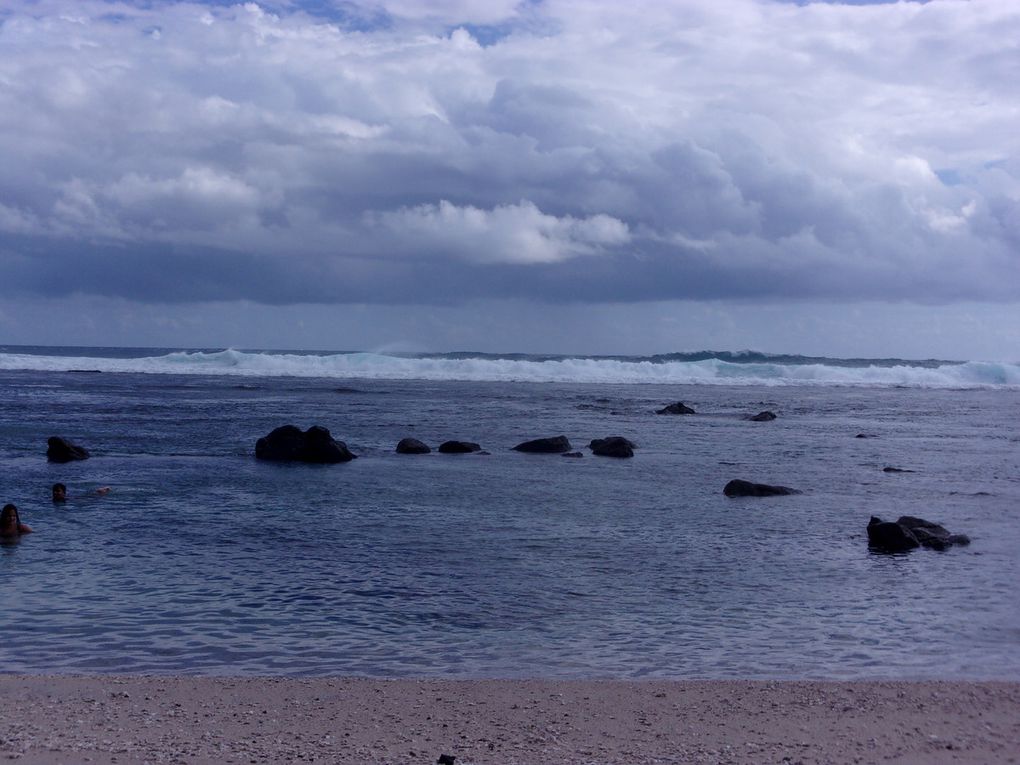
1,345 -> 1018,679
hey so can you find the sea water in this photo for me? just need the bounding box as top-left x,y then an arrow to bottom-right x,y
0,346 -> 1018,679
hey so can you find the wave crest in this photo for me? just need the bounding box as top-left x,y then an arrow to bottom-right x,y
1,349 -> 1018,388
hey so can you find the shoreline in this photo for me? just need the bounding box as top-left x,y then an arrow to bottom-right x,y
2,676 -> 1018,764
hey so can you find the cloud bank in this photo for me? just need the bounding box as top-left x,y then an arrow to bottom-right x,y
0,0 -> 1017,307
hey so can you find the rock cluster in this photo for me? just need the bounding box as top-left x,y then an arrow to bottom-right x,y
255,425 -> 357,463
867,515 -> 971,552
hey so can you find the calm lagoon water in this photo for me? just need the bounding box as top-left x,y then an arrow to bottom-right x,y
1,347 -> 1018,679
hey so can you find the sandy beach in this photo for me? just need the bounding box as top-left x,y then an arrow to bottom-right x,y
1,676 -> 1018,764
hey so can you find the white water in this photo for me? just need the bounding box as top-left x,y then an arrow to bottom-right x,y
1,349 -> 1018,388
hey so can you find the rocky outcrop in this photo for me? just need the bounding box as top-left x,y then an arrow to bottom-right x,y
589,437 -> 635,458
255,425 -> 357,463
868,515 -> 971,552
723,479 -> 799,497
656,402 -> 696,415
395,438 -> 431,454
747,411 -> 777,421
438,441 -> 482,454
513,436 -> 572,454
46,436 -> 90,463
866,517 -> 919,552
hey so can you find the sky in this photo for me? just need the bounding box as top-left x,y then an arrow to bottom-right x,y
0,0 -> 1017,359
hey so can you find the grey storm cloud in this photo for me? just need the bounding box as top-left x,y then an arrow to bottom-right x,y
0,0 -> 1018,307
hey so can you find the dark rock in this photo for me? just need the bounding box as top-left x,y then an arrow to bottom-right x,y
867,516 -> 920,552
438,440 -> 481,454
897,516 -> 971,549
747,411 -> 777,421
657,401 -> 696,415
513,435 -> 572,454
855,433 -> 877,439
396,437 -> 431,455
46,436 -> 90,463
896,516 -> 949,537
589,437 -> 635,458
883,466 -> 915,473
868,515 -> 970,552
255,425 -> 357,463
561,451 -> 583,458
437,756 -> 456,765
723,479 -> 799,497
912,527 -> 951,550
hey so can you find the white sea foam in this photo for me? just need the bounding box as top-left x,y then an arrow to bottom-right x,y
1,349 -> 1018,388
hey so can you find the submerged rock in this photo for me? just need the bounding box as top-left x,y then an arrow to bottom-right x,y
723,479 -> 799,497
513,435 -> 572,453
657,402 -> 696,415
255,425 -> 357,463
896,515 -> 970,550
867,515 -> 970,553
589,436 -> 635,458
438,440 -> 482,454
747,411 -> 777,421
46,436 -> 90,463
395,437 -> 431,455
866,517 -> 919,552
561,451 -> 584,458
883,466 -> 915,473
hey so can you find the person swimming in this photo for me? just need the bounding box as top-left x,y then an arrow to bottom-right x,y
1,504 -> 33,537
52,483 -> 110,502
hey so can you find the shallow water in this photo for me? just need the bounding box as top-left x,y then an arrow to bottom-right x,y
1,361 -> 1018,678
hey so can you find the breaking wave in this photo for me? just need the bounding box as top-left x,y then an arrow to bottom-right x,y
1,348 -> 1018,388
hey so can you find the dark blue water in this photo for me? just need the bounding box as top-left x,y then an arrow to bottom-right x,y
1,349 -> 1018,679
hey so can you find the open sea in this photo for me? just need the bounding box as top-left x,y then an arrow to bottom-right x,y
1,345 -> 1018,679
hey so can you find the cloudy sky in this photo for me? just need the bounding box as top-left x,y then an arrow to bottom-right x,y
0,0 -> 1017,359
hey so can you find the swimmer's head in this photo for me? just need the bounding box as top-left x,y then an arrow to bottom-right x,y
1,504 -> 19,529
52,483 -> 67,502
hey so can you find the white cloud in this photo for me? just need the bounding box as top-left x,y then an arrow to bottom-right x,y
0,0 -> 1016,306
365,0 -> 522,25
370,199 -> 629,264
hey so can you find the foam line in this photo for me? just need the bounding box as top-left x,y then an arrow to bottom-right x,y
1,350 -> 1018,388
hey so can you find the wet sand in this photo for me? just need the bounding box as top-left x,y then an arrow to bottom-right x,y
2,676 -> 1019,764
